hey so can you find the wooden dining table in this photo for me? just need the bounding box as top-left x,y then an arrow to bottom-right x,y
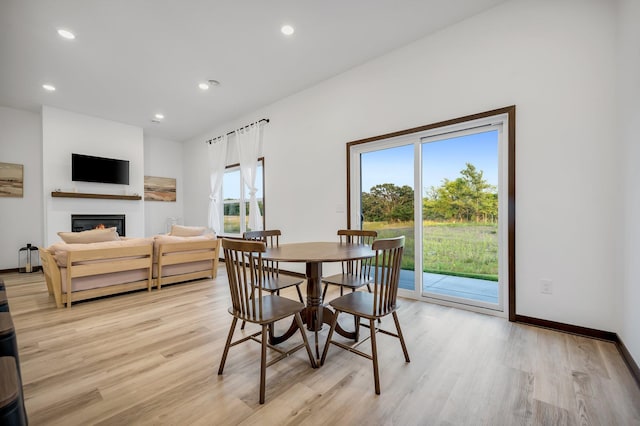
263,241 -> 375,357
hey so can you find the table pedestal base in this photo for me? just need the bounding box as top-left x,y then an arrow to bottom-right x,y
269,306 -> 357,358
261,246 -> 374,360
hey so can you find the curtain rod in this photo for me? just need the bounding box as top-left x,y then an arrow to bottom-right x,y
205,118 -> 269,144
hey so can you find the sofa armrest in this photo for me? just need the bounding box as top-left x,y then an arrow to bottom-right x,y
40,249 -> 63,308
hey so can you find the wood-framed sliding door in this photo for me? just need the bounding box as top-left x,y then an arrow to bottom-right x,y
347,107 -> 515,319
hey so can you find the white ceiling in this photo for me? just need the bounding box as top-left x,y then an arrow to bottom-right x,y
0,0 -> 507,142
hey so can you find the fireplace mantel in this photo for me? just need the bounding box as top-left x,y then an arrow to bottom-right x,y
51,191 -> 142,201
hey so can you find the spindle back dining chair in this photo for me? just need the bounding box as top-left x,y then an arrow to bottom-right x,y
320,236 -> 409,395
321,229 -> 377,300
218,238 -> 317,404
244,230 -> 304,303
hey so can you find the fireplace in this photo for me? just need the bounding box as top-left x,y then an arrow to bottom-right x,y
71,214 -> 126,236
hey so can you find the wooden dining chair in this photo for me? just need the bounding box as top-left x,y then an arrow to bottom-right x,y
244,230 -> 304,303
321,229 -> 377,300
320,236 -> 409,395
218,238 -> 317,404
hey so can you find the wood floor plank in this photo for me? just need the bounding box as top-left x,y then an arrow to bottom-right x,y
1,270 -> 639,425
531,398 -> 576,426
532,328 -> 577,413
566,333 -> 611,380
597,340 -> 640,422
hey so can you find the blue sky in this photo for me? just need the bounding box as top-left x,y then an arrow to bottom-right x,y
223,166 -> 264,200
361,130 -> 498,194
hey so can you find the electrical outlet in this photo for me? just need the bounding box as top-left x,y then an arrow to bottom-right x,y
540,279 -> 553,294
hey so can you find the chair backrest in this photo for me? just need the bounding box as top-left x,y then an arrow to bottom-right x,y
222,238 -> 267,321
371,236 -> 405,316
244,230 -> 281,247
337,229 -> 378,277
243,230 -> 282,278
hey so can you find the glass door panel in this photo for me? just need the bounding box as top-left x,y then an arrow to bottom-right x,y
360,144 -> 415,291
421,130 -> 501,309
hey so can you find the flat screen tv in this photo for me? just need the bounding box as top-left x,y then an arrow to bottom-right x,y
72,153 -> 130,185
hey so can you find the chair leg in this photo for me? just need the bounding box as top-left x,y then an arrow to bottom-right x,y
370,318 -> 380,395
322,283 -> 329,300
268,323 -> 275,342
392,311 -> 410,362
296,285 -> 304,304
260,324 -> 268,404
311,308 -> 321,359
295,312 -> 317,368
320,311 -> 340,366
349,288 -> 363,337
218,317 -> 238,375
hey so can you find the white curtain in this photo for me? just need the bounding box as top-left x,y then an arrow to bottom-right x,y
236,122 -> 263,231
207,134 -> 228,234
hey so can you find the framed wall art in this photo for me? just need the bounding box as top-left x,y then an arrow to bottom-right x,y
0,162 -> 24,197
144,176 -> 176,202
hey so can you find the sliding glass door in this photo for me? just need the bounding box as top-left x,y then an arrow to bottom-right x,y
348,109 -> 513,316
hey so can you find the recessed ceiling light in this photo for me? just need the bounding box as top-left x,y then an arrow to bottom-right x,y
154,113 -> 164,120
281,25 -> 294,36
42,84 -> 56,91
199,80 -> 220,91
57,29 -> 76,40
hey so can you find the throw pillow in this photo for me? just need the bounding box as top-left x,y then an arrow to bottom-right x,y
169,224 -> 207,237
57,227 -> 120,244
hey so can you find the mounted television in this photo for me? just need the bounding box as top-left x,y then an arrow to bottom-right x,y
72,153 -> 130,185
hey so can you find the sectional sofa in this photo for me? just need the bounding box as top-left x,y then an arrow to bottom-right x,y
40,226 -> 220,308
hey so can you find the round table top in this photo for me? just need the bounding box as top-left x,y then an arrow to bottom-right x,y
264,242 -> 374,263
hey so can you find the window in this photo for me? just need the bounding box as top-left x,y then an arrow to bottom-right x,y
221,158 -> 265,236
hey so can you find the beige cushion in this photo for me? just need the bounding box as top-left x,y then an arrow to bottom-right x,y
57,227 -> 120,244
153,233 -> 216,261
50,238 -> 153,266
169,225 -> 207,237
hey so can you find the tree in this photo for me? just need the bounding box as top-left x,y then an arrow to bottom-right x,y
361,183 -> 414,222
423,163 -> 497,222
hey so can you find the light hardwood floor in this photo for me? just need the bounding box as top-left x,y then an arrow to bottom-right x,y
2,270 -> 639,425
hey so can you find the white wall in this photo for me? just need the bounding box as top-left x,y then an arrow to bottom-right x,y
42,106 -> 145,246
143,136 -> 184,236
0,107 -> 43,269
619,0 -> 640,369
183,0 -> 620,331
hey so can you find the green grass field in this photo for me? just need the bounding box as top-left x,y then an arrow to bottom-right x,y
223,216 -> 242,234
365,221 -> 498,281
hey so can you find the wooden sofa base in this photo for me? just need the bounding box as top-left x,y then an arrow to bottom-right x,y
156,239 -> 221,290
60,280 -> 151,307
40,245 -> 153,309
155,270 -> 216,289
